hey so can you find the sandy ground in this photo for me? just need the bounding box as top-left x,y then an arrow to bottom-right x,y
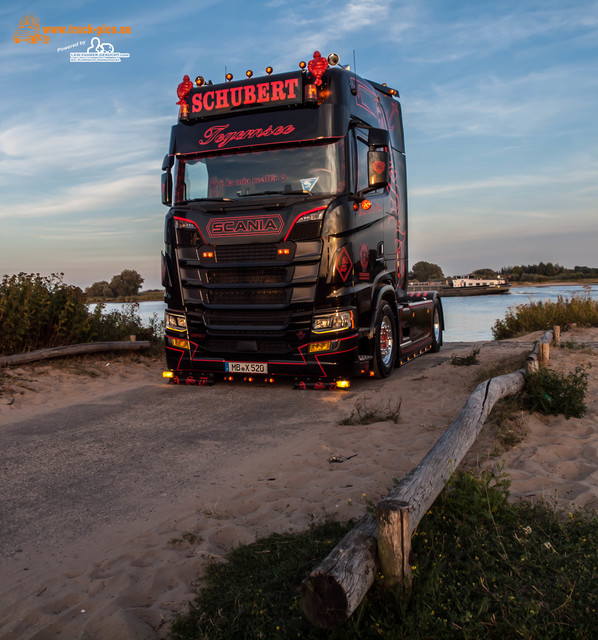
1,329 -> 597,639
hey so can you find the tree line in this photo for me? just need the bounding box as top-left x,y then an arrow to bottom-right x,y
85,269 -> 144,299
410,261 -> 598,283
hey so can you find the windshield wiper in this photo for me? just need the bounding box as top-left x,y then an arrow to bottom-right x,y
183,197 -> 236,203
238,190 -> 313,197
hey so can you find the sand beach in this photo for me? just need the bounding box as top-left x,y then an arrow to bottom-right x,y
1,328 -> 597,639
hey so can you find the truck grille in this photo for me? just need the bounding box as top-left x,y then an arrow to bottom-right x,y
205,267 -> 289,285
203,310 -> 289,327
178,236 -> 320,356
215,244 -> 278,262
206,288 -> 290,305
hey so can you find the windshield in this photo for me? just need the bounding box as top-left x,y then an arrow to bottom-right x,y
174,139 -> 346,202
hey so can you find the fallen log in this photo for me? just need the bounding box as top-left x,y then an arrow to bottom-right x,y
0,341 -> 151,366
300,370 -> 526,628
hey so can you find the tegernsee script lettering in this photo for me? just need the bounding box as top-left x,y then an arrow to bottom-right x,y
199,123 -> 296,149
191,76 -> 300,116
207,214 -> 284,237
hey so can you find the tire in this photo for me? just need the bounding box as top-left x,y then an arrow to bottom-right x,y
431,300 -> 443,352
373,302 -> 397,378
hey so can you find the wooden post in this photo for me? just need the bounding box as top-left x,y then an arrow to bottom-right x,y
553,325 -> 561,347
525,330 -> 553,374
538,341 -> 550,365
375,498 -> 412,593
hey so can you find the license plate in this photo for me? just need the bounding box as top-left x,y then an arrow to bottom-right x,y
225,361 -> 268,374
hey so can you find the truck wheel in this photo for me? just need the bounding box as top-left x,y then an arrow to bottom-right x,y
373,302 -> 397,378
431,300 -> 443,352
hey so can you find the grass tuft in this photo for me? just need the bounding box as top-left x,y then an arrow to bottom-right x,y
340,397 -> 402,425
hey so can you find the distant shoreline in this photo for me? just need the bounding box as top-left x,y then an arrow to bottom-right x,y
516,280 -> 598,287
86,290 -> 164,304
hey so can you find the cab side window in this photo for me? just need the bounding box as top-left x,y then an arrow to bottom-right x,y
355,129 -> 369,193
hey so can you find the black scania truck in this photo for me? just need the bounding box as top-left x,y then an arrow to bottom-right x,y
161,51 -> 443,388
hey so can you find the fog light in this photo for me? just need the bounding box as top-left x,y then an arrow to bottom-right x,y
170,337 -> 190,349
163,371 -> 174,378
309,341 -> 331,353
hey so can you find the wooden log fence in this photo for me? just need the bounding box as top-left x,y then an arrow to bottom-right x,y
0,340 -> 151,366
301,328 -> 560,629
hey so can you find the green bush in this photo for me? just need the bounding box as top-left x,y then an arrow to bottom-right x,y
524,364 -> 590,419
492,296 -> 598,340
0,273 -> 162,356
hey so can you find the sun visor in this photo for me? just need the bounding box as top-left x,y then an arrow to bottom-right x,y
171,106 -> 347,156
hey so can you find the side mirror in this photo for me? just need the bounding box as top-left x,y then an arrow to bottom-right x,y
357,127 -> 390,199
161,171 -> 172,206
367,150 -> 389,190
162,154 -> 174,171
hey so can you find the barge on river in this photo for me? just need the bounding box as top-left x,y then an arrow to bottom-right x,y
409,275 -> 511,297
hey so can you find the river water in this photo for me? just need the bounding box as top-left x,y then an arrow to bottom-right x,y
100,284 -> 598,343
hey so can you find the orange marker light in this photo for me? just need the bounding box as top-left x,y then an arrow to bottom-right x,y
305,84 -> 318,101
277,248 -> 290,255
225,73 -> 233,82
246,70 -> 253,78
266,66 -> 273,75
361,199 -> 372,210
202,251 -> 214,258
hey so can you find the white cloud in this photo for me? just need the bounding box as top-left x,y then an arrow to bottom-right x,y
0,173 -> 157,219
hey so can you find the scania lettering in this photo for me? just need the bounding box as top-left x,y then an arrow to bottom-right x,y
161,51 -> 444,388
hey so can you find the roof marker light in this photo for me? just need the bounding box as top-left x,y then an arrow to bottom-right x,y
266,66 -> 273,75
305,84 -> 318,101
225,73 -> 233,82
246,70 -> 253,78
299,60 -> 306,69
327,52 -> 340,66
195,75 -> 205,87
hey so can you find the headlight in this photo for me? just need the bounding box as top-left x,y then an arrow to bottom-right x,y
165,312 -> 187,331
312,310 -> 354,333
296,209 -> 325,224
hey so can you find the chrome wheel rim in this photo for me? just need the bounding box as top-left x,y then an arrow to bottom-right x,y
379,315 -> 394,367
433,308 -> 441,342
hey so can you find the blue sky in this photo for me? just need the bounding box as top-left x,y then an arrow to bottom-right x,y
1,0 -> 597,289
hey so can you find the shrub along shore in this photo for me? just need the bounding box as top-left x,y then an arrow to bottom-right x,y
0,273 -> 162,357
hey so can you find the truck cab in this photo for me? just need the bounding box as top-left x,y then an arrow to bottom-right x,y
161,51 -> 443,388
